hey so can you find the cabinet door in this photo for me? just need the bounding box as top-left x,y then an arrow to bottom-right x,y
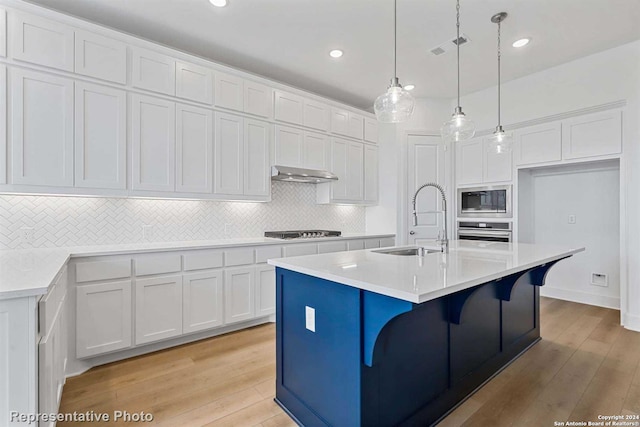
514,122 -> 562,166
346,141 -> 364,200
10,12 -> 74,71
455,138 -> 483,185
176,103 -> 213,193
274,90 -> 304,125
39,301 -> 65,419
131,47 -> 176,95
330,138 -> 348,200
131,94 -> 176,191
364,144 -> 379,203
348,113 -> 365,140
0,9 -> 6,58
75,30 -> 127,84
364,118 -> 379,144
11,69 -> 73,187
244,81 -> 272,118
331,108 -> 350,136
483,140 -> 512,183
135,275 -> 183,345
303,99 -> 329,131
274,125 -> 303,167
214,112 -> 244,195
302,132 -> 329,170
176,61 -> 213,104
255,265 -> 276,317
214,72 -> 243,111
0,66 -> 5,184
562,110 -> 622,159
224,266 -> 255,324
183,271 -> 223,334
75,82 -> 126,189
244,119 -> 270,197
76,280 -> 132,358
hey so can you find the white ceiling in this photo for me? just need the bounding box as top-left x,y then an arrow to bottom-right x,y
25,0 -> 640,110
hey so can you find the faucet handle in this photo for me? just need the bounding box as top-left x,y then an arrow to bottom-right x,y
436,230 -> 443,242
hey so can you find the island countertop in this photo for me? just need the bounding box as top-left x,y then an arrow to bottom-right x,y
268,240 -> 585,303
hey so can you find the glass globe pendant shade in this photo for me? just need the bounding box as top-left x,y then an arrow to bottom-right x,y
487,126 -> 513,154
374,79 -> 415,123
441,107 -> 476,142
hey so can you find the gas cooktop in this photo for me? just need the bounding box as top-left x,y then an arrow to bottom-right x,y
264,230 -> 342,240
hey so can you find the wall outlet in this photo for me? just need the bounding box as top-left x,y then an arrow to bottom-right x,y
591,273 -> 608,287
224,223 -> 234,237
19,227 -> 34,245
305,306 -> 316,332
142,225 -> 154,241
568,214 -> 576,224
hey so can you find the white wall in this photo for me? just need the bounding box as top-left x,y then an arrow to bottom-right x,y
520,161 -> 620,308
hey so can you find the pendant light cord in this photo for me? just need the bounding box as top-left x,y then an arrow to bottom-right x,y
456,0 -> 461,108
497,19 -> 501,127
394,0 -> 397,79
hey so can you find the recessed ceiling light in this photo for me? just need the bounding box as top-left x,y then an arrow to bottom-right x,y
404,84 -> 415,91
512,38 -> 530,48
209,0 -> 227,7
329,49 -> 343,58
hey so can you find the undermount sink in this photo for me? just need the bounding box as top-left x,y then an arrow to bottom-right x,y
372,247 -> 439,256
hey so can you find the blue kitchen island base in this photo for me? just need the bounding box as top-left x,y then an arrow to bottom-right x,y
274,261 -> 564,427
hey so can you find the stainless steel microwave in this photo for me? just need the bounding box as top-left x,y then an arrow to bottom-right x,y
457,185 -> 512,218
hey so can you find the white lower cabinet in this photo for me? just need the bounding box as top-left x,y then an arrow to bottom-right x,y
183,271 -> 223,334
224,266 -> 255,325
76,280 -> 132,358
135,275 -> 183,345
255,265 -> 276,317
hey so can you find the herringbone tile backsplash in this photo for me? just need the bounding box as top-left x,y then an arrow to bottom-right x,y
0,182 -> 366,249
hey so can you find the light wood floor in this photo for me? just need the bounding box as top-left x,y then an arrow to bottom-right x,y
59,297 -> 640,426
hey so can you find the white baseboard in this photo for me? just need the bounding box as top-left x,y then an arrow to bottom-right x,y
623,312 -> 640,332
540,286 -> 620,310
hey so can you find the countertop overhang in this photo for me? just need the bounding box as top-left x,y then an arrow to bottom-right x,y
268,240 -> 585,303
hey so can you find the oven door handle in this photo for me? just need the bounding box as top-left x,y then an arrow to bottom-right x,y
457,230 -> 512,238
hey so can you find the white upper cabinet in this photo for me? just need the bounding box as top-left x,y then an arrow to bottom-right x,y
329,138 -> 348,200
244,119 -> 270,197
0,9 -> 8,57
183,271 -> 223,334
364,118 -> 379,144
10,12 -> 74,71
214,71 -> 243,111
244,81 -> 272,118
348,113 -> 364,140
274,90 -> 304,125
346,141 -> 364,200
274,125 -> 303,167
364,144 -> 379,203
176,104 -> 213,194
214,112 -> 244,195
514,122 -> 562,166
331,107 -> 350,137
131,47 -> 176,96
75,82 -> 126,189
74,30 -> 127,84
483,140 -> 512,183
456,139 -> 484,186
562,110 -> 622,160
10,69 -> 73,187
303,132 -> 329,170
131,94 -> 176,192
176,61 -> 213,105
0,66 -> 5,184
303,99 -> 329,131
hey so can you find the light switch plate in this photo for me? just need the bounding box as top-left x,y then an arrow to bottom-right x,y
568,215 -> 576,224
305,306 -> 316,332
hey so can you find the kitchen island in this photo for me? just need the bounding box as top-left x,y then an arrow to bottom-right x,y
268,240 -> 583,427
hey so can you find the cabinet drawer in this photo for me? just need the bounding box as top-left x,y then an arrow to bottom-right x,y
347,239 -> 365,251
364,239 -> 380,249
183,250 -> 223,271
283,244 -> 317,257
75,259 -> 131,283
39,266 -> 67,337
380,237 -> 396,248
318,241 -> 347,254
135,254 -> 182,276
256,246 -> 282,263
225,248 -> 254,266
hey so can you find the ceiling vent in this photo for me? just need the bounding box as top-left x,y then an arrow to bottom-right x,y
430,33 -> 470,56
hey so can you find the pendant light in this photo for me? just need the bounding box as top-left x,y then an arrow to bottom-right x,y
374,0 -> 415,123
441,0 -> 475,142
487,12 -> 512,154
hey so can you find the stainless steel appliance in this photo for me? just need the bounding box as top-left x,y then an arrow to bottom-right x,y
264,230 -> 342,239
458,185 -> 512,218
271,166 -> 338,183
457,222 -> 512,242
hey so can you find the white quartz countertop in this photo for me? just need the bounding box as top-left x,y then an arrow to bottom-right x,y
268,240 -> 585,303
0,233 -> 394,300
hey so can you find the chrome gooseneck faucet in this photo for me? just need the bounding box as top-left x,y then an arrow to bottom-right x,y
412,182 -> 449,254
